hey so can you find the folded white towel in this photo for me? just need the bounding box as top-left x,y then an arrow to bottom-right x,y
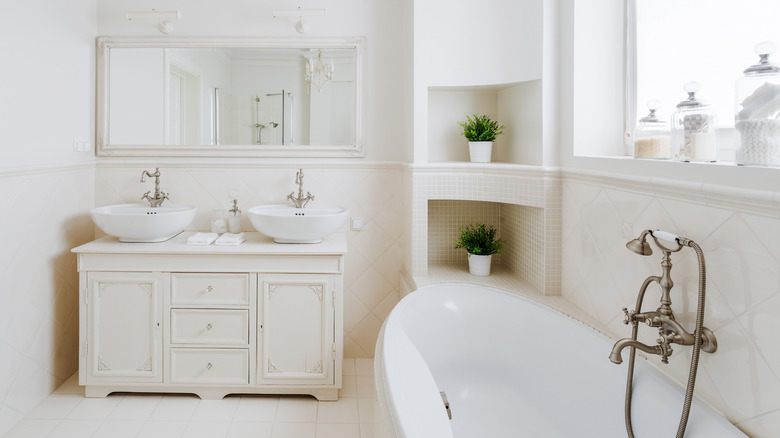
215,232 -> 246,246
187,232 -> 219,245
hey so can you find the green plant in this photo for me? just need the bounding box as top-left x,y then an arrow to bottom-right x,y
457,114 -> 505,142
454,223 -> 504,256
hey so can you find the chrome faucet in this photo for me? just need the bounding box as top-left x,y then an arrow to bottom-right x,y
287,168 -> 314,208
140,168 -> 169,208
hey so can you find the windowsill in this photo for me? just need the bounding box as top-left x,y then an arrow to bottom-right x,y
565,156 -> 780,215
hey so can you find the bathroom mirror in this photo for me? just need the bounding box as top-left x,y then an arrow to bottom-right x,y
96,36 -> 365,157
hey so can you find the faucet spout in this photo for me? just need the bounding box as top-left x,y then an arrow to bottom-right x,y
287,168 -> 315,208
609,338 -> 664,364
140,168 -> 169,208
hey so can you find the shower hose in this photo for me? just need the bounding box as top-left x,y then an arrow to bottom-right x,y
623,239 -> 706,438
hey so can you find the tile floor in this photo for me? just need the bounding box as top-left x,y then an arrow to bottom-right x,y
4,359 -> 376,438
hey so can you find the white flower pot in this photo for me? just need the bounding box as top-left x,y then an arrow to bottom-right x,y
468,141 -> 493,163
467,253 -> 492,276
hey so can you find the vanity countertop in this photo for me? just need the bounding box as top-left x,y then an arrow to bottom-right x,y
72,232 -> 347,256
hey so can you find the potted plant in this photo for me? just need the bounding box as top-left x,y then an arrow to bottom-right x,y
457,113 -> 505,163
454,223 -> 504,276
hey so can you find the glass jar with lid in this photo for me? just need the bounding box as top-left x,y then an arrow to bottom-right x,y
735,41 -> 780,167
633,100 -> 671,159
671,82 -> 718,162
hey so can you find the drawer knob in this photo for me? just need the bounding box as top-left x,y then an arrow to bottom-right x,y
206,363 -> 213,370
205,286 -> 214,293
206,323 -> 213,331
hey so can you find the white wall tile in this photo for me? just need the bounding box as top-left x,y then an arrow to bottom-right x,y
562,176 -> 780,437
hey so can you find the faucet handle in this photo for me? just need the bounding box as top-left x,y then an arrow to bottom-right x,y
622,308 -> 635,325
657,334 -> 674,363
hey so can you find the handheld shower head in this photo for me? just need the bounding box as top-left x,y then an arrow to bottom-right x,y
626,233 -> 653,256
626,229 -> 683,255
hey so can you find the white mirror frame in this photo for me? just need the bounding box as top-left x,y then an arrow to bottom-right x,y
96,36 -> 366,158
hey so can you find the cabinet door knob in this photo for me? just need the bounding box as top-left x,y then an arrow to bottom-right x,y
206,362 -> 213,370
206,323 -> 213,331
205,286 -> 214,292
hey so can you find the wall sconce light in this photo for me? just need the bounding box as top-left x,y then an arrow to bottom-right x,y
126,10 -> 181,34
273,7 -> 325,34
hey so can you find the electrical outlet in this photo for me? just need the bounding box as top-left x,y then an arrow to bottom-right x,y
350,217 -> 365,231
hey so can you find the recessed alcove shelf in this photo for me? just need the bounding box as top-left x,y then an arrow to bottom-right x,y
427,199 -> 544,292
427,80 -> 542,165
411,163 -> 561,296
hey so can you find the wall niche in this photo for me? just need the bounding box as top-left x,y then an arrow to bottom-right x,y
427,200 -> 545,294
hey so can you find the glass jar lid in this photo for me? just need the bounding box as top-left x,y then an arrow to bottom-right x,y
676,82 -> 706,108
638,100 -> 662,123
743,41 -> 780,75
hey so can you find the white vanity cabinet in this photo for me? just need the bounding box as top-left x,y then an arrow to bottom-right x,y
73,232 -> 346,401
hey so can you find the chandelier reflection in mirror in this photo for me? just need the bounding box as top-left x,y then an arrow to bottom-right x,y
306,50 -> 334,92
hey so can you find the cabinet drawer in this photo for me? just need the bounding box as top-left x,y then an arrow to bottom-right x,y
170,348 -> 249,385
171,273 -> 249,306
171,309 -> 249,345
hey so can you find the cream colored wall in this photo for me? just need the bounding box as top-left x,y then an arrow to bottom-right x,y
0,0 -> 97,435
0,169 -> 95,433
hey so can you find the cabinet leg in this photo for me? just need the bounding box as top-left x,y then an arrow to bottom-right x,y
84,387 -> 112,398
310,389 -> 339,401
196,390 -> 229,400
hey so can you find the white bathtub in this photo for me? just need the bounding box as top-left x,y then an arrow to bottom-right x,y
375,283 -> 746,438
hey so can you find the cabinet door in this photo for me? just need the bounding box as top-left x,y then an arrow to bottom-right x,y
258,274 -> 334,385
86,272 -> 163,383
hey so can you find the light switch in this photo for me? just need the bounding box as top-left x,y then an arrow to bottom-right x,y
73,140 -> 91,153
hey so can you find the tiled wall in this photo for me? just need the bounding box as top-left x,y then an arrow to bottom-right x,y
562,171 -> 780,437
503,204 -> 546,292
94,162 -> 405,359
427,200 -> 502,265
412,165 -> 561,295
426,200 -> 546,293
0,166 -> 95,436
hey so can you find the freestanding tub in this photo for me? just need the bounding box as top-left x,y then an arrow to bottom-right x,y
375,283 -> 746,438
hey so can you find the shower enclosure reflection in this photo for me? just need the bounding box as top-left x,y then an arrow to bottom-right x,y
217,90 -> 293,146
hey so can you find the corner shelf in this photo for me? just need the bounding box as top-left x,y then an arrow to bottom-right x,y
416,263 -> 535,294
427,80 -> 543,165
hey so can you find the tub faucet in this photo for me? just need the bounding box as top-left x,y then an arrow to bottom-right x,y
609,231 -> 717,365
611,229 -> 719,438
140,168 -> 169,208
287,168 -> 314,208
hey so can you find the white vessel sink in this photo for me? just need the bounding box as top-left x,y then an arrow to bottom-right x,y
248,204 -> 349,244
91,204 -> 197,243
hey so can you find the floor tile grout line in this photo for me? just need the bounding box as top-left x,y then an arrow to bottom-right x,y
15,367 -> 376,438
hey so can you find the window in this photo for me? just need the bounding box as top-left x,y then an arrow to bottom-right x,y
631,0 -> 780,133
